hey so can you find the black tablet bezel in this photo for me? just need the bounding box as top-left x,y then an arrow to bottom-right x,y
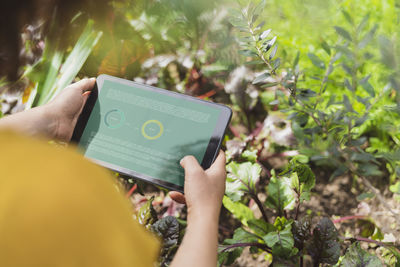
71,74 -> 232,193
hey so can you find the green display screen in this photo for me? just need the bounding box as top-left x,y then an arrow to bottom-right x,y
78,80 -> 221,187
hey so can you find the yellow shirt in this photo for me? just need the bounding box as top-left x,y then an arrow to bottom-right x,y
0,131 -> 159,266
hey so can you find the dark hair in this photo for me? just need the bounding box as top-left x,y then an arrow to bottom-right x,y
0,0 -> 108,81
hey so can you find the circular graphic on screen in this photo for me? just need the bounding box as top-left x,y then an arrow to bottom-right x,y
104,109 -> 125,129
141,120 -> 164,140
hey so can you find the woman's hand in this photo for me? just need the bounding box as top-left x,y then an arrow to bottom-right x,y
0,78 -> 95,142
169,151 -> 226,267
169,150 -> 226,222
45,78 -> 95,141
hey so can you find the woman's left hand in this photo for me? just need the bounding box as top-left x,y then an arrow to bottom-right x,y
45,78 -> 95,141
0,78 -> 95,142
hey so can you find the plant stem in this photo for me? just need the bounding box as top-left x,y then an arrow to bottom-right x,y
313,53 -> 335,110
300,255 -> 304,267
244,12 -> 273,71
295,199 -> 301,220
220,242 -> 271,253
250,191 -> 269,223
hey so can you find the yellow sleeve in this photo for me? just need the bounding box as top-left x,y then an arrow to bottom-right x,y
0,130 -> 159,267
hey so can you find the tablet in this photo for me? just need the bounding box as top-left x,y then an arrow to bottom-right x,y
71,74 -> 232,193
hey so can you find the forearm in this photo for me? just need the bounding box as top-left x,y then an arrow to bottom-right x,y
170,213 -> 219,267
0,106 -> 56,138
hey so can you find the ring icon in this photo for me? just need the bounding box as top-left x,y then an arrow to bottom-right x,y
104,109 -> 125,129
141,120 -> 164,140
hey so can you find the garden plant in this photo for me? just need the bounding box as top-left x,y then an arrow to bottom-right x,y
1,0 -> 400,266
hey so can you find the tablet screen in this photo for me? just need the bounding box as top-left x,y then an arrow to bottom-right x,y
77,79 -> 222,189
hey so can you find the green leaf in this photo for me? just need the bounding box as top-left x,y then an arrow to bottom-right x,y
357,192 -> 375,201
223,196 -> 255,226
229,228 -> 261,244
36,20 -> 102,106
334,26 -> 353,41
225,161 -> 262,201
306,217 -> 340,265
266,175 -> 296,215
378,36 -> 397,69
360,75 -> 375,97
219,228 -> 260,266
340,242 -> 382,266
357,14 -> 370,34
342,10 -> 354,25
242,149 -> 258,162
260,29 -> 272,40
263,217 -> 297,257
137,196 -> 157,227
269,44 -> 278,60
292,162 -> 315,192
321,40 -> 331,55
308,53 -> 326,69
293,51 -> 300,69
253,72 -> 271,84
281,160 -> 315,193
359,24 -> 378,49
248,219 -> 275,236
390,181 -> 400,195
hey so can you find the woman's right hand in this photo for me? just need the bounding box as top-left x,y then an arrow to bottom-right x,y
169,150 -> 226,222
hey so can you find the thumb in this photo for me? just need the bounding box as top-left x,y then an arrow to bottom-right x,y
180,155 -> 203,176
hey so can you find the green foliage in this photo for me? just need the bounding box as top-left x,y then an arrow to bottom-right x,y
137,196 -> 157,227
340,242 -> 382,267
24,20 -> 102,108
220,0 -> 400,264
263,217 -> 298,258
265,173 -> 296,216
222,196 -> 255,226
2,0 -> 400,265
225,161 -> 262,201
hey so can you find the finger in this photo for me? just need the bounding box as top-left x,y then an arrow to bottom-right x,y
180,155 -> 203,175
169,191 -> 186,204
68,78 -> 96,94
79,91 -> 91,114
207,150 -> 226,174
